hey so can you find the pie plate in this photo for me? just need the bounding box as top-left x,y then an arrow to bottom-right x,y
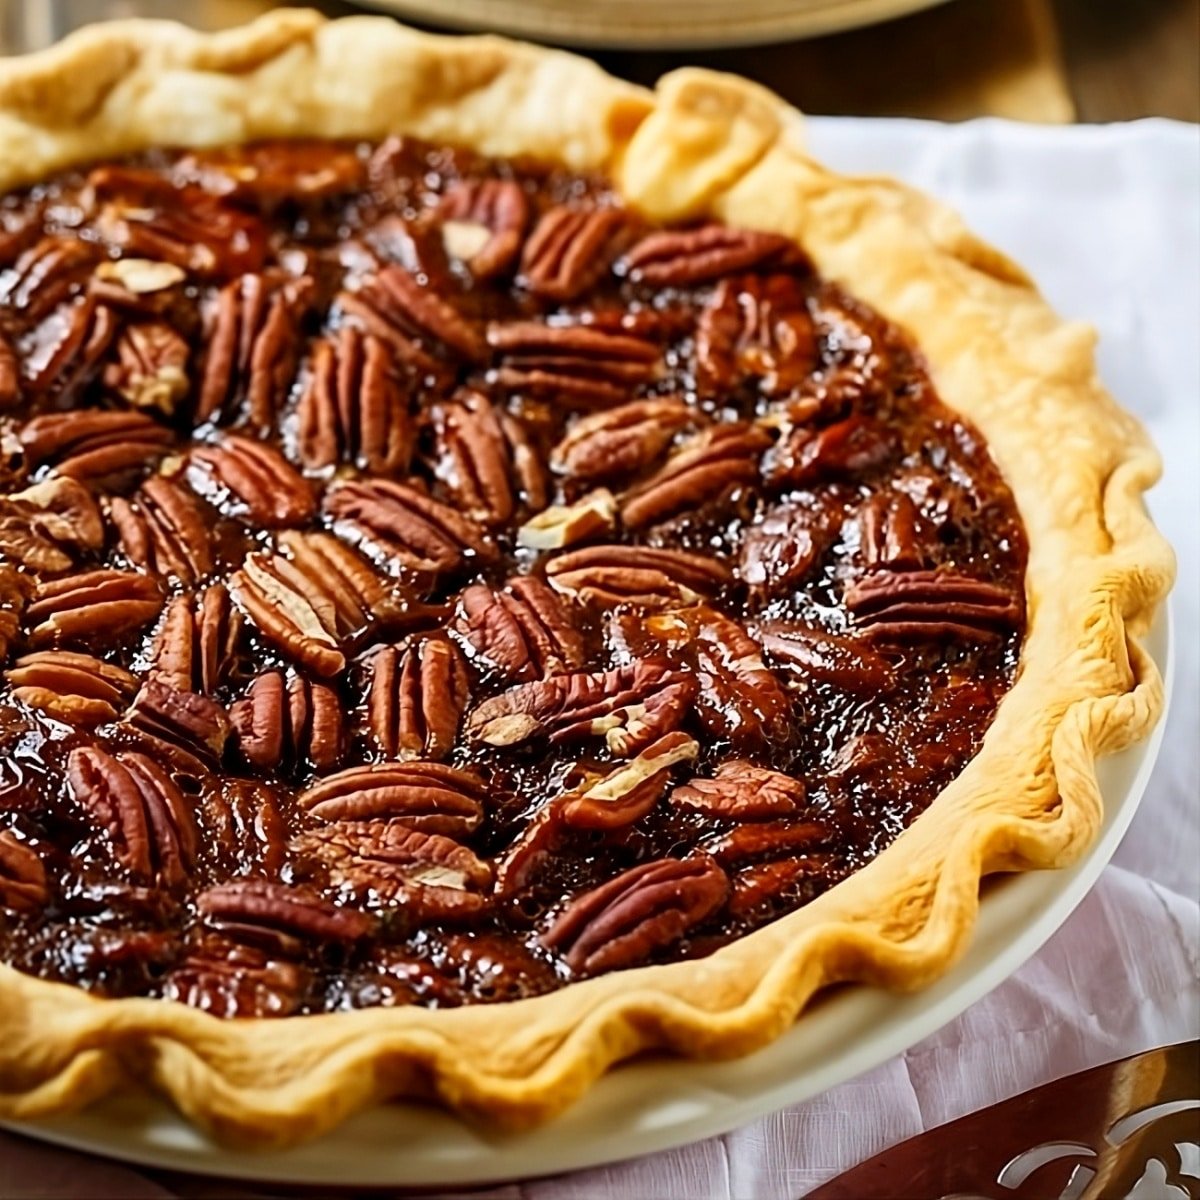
1,606 -> 1171,1188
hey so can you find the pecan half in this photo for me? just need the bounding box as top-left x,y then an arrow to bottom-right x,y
200,780 -> 286,879
738,497 -> 841,601
467,658 -> 696,756
1,477 -> 104,573
695,273 -> 818,398
845,569 -> 1023,642
438,178 -> 530,280
109,474 -> 215,586
124,678 -> 233,770
518,206 -> 629,301
296,326 -> 413,475
726,856 -> 840,921
197,879 -> 375,959
164,939 -> 306,1018
103,320 -> 189,414
298,761 -> 486,837
25,568 -> 163,647
19,410 -> 173,486
550,397 -> 696,486
429,391 -> 548,527
0,235 -> 100,323
558,732 -> 698,830
146,586 -> 242,694
670,760 -> 806,821
365,635 -> 469,762
22,296 -> 121,402
701,820 -> 828,867
750,619 -> 899,696
542,853 -> 728,975
453,574 -> 585,682
0,830 -> 47,912
340,264 -> 485,369
176,142 -> 366,206
0,565 -> 30,660
620,423 -> 771,529
545,544 -> 732,610
761,413 -> 896,489
5,650 -> 139,725
517,488 -> 616,550
619,225 -> 803,287
487,321 -> 660,409
67,746 -> 198,886
0,331 -> 18,410
293,820 -> 492,922
194,272 -> 310,429
187,434 -> 315,529
857,492 -> 926,570
230,669 -> 344,773
323,478 -> 496,580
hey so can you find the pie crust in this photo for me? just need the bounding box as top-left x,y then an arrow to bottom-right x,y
0,10 -> 1173,1146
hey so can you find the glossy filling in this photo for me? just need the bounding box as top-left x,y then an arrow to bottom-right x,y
0,138 -> 1026,1014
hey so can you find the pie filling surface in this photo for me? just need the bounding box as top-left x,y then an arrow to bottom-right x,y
0,138 -> 1027,1017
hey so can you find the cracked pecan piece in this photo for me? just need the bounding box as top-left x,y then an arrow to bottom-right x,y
550,397 -> 696,487
18,410 -> 174,487
5,650 -> 139,725
297,326 -> 413,476
517,488 -> 616,551
195,272 -> 311,429
25,568 -> 163,648
323,478 -> 496,580
164,939 -> 307,1018
187,434 -> 315,529
298,761 -> 486,838
542,853 -> 729,976
620,422 -> 772,529
518,205 -> 629,301
467,658 -> 696,756
671,760 -> 806,821
231,669 -> 344,774
67,746 -> 198,887
365,635 -> 469,762
545,544 -> 732,610
109,474 -> 215,586
453,574 -> 585,682
293,820 -> 492,923
846,570 -> 1023,642
437,178 -> 529,280
0,477 -> 104,573
147,586 -> 242,694
619,224 -> 804,287
487,320 -> 660,409
104,319 -> 189,414
0,830 -> 47,912
751,619 -> 899,696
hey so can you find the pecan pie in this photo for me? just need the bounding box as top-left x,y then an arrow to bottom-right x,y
0,12 -> 1173,1145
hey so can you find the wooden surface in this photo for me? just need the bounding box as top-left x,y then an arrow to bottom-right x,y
1,0 -> 1198,124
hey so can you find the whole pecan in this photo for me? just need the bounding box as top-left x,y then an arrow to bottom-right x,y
323,478 -> 496,580
618,224 -> 804,287
738,497 -> 841,602
670,760 -> 806,821
453,574 -> 585,682
620,423 -> 772,529
25,568 -> 163,648
486,320 -> 661,409
845,569 -> 1023,642
0,829 -> 47,912
109,473 -> 215,587
5,650 -> 139,726
517,489 -> 616,551
197,879 -> 375,959
297,761 -> 487,837
146,586 -> 242,694
0,235 -> 100,323
762,413 -> 896,489
293,820 -> 492,922
550,397 -> 696,486
296,326 -> 413,475
0,565 -> 31,661
0,477 -> 104,573
365,635 -> 469,762
67,745 -> 198,887
438,178 -> 530,280
340,263 -> 485,370
230,669 -> 344,774
123,678 -> 233,770
103,320 -> 189,414
18,409 -> 174,487
466,658 -> 696,756
750,619 -> 898,696
429,390 -> 548,527
194,272 -> 311,429
695,273 -> 818,398
187,434 -> 315,529
542,853 -> 729,975
857,491 -> 926,570
518,205 -> 629,301
558,732 -> 699,830
544,544 -> 732,610
164,939 -> 306,1018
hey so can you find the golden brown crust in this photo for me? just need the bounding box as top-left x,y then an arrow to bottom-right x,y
0,9 -> 1174,1146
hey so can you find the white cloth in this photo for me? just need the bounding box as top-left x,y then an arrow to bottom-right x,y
1,117 -> 1197,1200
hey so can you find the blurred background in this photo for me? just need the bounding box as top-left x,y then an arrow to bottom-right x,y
0,0 -> 1197,124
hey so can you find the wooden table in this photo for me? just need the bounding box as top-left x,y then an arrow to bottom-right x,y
1,0 -> 1197,124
